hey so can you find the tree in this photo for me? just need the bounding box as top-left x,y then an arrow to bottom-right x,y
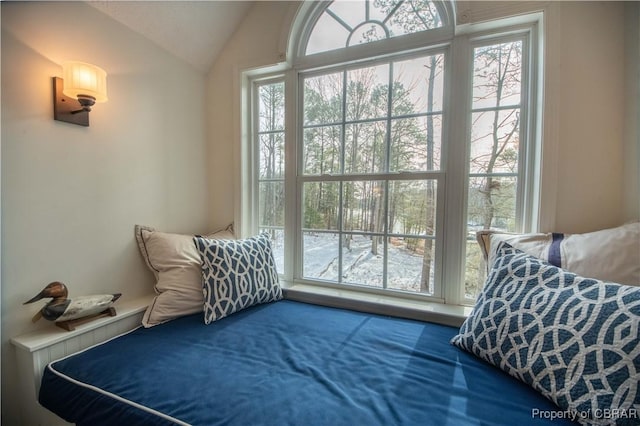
258,83 -> 285,238
465,40 -> 523,297
472,41 -> 521,230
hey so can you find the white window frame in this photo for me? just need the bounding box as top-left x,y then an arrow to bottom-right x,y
448,25 -> 540,305
242,2 -> 542,308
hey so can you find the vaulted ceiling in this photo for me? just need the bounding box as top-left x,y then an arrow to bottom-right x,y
87,1 -> 255,73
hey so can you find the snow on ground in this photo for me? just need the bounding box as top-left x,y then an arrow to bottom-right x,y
290,233 -> 429,293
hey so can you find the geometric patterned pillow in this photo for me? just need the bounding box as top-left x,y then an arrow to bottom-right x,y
194,233 -> 282,324
451,243 -> 640,426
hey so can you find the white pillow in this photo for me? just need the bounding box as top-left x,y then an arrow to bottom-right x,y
476,222 -> 640,286
135,224 -> 235,327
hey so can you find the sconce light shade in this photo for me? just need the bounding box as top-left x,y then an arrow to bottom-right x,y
54,61 -> 108,127
62,61 -> 108,104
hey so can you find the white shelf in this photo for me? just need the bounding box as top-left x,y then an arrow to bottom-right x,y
11,295 -> 153,352
11,294 -> 153,426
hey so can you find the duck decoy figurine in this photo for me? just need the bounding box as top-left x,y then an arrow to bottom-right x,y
24,281 -> 121,324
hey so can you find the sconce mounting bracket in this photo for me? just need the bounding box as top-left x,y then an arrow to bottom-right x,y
53,77 -> 89,127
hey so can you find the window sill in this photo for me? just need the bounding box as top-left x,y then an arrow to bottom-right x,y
282,282 -> 471,328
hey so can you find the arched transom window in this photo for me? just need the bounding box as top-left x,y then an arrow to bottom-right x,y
305,0 -> 449,55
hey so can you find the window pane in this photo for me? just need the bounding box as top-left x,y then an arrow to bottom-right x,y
467,175 -> 517,232
387,236 -> 434,294
344,121 -> 386,174
306,0 -> 445,56
369,0 -> 395,22
259,181 -> 284,227
472,41 -> 522,109
464,239 -> 486,299
303,125 -> 342,175
327,1 -> 365,30
303,231 -> 339,281
346,65 -> 389,121
306,13 -> 350,55
392,54 -> 445,115
389,115 -> 442,171
470,109 -> 520,174
258,83 -> 284,131
342,234 -> 384,287
260,228 -> 284,274
386,0 -> 444,36
342,180 -> 385,234
304,73 -> 343,125
259,132 -> 284,179
388,180 -> 437,236
303,182 -> 340,231
348,23 -> 387,46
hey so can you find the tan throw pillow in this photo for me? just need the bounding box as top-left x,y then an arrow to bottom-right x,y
476,222 -> 640,286
135,224 -> 235,327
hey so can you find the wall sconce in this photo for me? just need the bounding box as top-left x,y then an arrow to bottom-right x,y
53,61 -> 108,127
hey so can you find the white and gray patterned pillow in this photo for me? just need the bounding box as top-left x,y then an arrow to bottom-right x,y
475,222 -> 640,286
451,243 -> 640,426
194,233 -> 282,324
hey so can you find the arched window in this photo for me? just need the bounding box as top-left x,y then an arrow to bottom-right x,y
304,0 -> 449,55
246,1 -> 541,309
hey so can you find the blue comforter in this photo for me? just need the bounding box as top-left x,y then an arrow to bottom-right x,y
40,300 -> 576,425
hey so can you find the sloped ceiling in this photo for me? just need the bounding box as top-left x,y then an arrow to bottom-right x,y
87,1 -> 255,73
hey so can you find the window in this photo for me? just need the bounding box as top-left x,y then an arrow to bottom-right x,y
247,1 -> 540,306
464,39 -> 529,299
299,52 -> 444,295
255,80 -> 286,272
305,0 -> 445,55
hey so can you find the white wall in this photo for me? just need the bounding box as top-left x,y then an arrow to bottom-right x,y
1,2 -> 211,424
206,1 -> 294,235
552,2 -> 627,232
624,2 -> 640,222
207,1 -> 637,236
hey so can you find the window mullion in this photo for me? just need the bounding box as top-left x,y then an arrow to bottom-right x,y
250,81 -> 261,236
284,70 -> 297,283
382,61 -> 393,290
299,172 -> 445,182
338,69 -> 348,284
442,36 -> 472,305
519,32 -> 536,232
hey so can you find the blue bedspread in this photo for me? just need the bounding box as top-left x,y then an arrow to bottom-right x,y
40,300 -> 576,425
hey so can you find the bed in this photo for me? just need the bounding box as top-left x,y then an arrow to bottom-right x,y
39,299 -> 574,426
37,223 -> 640,425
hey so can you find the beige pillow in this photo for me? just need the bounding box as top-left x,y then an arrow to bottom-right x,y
476,222 -> 640,286
135,224 -> 235,327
